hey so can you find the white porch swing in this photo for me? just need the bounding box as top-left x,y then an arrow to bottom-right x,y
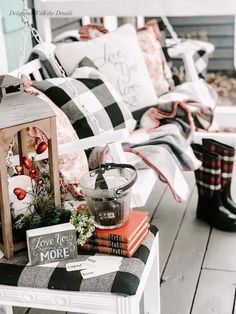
32,0 -> 236,146
7,0 -> 236,210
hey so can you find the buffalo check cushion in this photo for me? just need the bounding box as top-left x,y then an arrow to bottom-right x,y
33,65 -> 136,139
0,226 -> 158,296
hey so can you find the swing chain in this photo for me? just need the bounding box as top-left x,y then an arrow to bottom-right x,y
6,140 -> 15,171
155,0 -> 179,42
47,55 -> 104,134
19,2 -> 104,134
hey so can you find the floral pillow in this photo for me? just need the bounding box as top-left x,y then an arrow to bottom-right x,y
137,26 -> 172,96
79,23 -> 108,40
21,75 -> 89,186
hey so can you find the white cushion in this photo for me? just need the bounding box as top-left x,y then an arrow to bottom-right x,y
55,24 -> 158,112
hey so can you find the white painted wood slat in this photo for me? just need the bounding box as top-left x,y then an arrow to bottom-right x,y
103,16 -> 118,31
32,70 -> 43,81
82,16 -> 91,25
136,16 -> 145,28
131,169 -> 158,209
10,60 -> 42,78
0,305 -> 12,314
9,129 -> 127,163
151,172 -> 196,274
141,178 -> 167,219
203,229 -> 236,272
160,185 -> 211,314
192,269 -> 236,314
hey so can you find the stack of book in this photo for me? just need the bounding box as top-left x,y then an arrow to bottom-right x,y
79,210 -> 149,257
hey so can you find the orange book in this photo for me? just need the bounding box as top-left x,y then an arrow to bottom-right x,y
80,224 -> 149,257
87,221 -> 149,250
90,210 -> 148,243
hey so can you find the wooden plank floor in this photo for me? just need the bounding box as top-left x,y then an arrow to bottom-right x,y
13,162 -> 236,314
155,163 -> 236,314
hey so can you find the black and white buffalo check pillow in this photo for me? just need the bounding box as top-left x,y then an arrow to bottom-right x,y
33,65 -> 136,139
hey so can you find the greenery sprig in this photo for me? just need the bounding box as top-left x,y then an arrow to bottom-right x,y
70,205 -> 95,246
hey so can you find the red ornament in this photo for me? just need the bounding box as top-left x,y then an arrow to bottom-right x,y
76,203 -> 87,212
13,187 -> 27,200
15,165 -> 23,174
36,141 -> 48,154
22,156 -> 33,170
30,169 -> 39,181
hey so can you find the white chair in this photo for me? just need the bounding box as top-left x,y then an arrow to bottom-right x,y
0,229 -> 160,314
0,59 -> 161,314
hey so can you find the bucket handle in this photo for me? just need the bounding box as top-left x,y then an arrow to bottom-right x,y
94,163 -> 137,195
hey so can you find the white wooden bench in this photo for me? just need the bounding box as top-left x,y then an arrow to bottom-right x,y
19,0 -> 236,211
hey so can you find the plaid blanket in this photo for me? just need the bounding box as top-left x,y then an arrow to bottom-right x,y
124,103 -> 201,202
0,226 -> 157,296
140,98 -> 213,133
90,101 -> 202,202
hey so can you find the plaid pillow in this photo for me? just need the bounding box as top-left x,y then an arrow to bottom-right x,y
33,66 -> 136,139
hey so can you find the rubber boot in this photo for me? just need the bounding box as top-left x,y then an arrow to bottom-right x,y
202,138 -> 236,214
192,143 -> 236,231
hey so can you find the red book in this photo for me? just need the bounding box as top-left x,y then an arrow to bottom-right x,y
80,224 -> 149,257
87,221 -> 149,250
90,210 -> 148,243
